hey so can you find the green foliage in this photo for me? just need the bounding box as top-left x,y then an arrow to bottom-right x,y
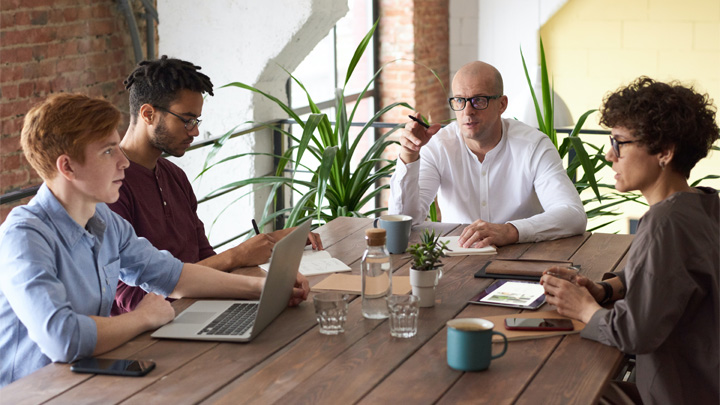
521,38 -> 643,230
406,229 -> 451,271
197,20 -> 412,230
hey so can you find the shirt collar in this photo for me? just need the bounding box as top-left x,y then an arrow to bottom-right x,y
34,183 -> 107,247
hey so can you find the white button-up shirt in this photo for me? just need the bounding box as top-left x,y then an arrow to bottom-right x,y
389,118 -> 586,243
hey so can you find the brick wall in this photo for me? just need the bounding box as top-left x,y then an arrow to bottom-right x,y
379,0 -> 451,128
0,0 -> 147,222
377,0 -> 450,207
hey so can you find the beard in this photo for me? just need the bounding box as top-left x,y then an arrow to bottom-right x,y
149,116 -> 187,157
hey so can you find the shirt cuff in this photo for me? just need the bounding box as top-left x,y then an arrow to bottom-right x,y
580,307 -> 610,342
76,314 -> 98,358
507,220 -> 529,243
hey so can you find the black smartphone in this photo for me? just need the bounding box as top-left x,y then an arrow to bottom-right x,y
504,318 -> 574,331
70,357 -> 156,377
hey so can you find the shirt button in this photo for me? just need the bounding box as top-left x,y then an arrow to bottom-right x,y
159,187 -> 163,192
163,201 -> 167,206
482,201 -> 487,207
103,287 -> 106,293
482,171 -> 487,176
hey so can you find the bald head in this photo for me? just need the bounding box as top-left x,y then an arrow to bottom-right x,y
453,62 -> 504,96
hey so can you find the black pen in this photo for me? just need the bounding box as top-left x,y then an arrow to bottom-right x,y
251,219 -> 260,235
408,114 -> 430,129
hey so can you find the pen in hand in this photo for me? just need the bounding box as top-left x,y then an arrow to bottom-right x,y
251,219 -> 261,235
408,114 -> 430,129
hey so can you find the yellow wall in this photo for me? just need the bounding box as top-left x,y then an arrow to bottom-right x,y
542,0 -> 720,233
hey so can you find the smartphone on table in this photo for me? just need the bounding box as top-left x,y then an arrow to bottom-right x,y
70,357 -> 156,377
504,318 -> 574,331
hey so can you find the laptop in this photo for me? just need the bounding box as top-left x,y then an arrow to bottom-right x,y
151,220 -> 311,342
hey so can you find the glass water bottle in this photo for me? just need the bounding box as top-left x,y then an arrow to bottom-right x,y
361,228 -> 392,319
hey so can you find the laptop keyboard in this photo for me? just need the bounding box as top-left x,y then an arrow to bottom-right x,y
198,303 -> 258,336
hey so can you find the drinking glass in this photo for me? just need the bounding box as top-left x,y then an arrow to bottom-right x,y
387,294 -> 419,338
313,292 -> 349,335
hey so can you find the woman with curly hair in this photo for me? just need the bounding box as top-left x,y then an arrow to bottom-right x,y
541,77 -> 719,404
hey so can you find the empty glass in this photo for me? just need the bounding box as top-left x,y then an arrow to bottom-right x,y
387,294 -> 419,338
313,292 -> 349,335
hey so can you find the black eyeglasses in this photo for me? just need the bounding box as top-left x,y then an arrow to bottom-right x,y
448,95 -> 501,111
153,106 -> 201,131
609,136 -> 636,158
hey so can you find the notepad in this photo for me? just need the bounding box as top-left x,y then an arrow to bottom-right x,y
311,274 -> 412,295
439,236 -> 497,256
260,247 -> 351,276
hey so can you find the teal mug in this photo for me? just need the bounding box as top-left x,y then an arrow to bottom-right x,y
373,214 -> 412,254
446,318 -> 508,371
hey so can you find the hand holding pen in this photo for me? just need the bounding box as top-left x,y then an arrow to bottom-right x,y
399,113 -> 442,164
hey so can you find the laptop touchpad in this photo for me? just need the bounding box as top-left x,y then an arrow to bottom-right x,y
175,312 -> 215,324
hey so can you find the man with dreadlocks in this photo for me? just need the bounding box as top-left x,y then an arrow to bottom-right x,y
110,56 -> 319,315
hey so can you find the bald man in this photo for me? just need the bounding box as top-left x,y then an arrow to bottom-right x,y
388,61 -> 586,247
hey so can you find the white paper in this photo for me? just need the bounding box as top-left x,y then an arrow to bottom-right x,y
439,236 -> 497,255
259,247 -> 351,276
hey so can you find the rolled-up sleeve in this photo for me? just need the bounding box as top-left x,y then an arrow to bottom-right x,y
0,223 -> 97,363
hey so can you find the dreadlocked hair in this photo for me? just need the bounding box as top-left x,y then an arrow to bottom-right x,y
124,55 -> 214,119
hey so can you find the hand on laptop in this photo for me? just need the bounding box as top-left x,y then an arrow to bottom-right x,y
289,273 -> 310,307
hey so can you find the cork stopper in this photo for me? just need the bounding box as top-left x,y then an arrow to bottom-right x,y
365,228 -> 386,246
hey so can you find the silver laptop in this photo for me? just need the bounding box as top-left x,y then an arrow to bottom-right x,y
151,220 -> 311,342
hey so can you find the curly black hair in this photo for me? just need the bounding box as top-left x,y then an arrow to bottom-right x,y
600,76 -> 719,178
124,55 -> 214,121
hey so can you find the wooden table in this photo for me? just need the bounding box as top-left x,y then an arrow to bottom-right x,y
1,217 -> 634,404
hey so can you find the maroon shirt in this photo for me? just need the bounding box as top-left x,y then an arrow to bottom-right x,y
108,158 -> 215,315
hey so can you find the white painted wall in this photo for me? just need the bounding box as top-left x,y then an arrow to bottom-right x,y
449,0 -> 568,121
157,0 -> 348,249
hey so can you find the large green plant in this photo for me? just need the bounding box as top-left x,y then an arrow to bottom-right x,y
197,21 -> 411,232
521,38 -> 644,231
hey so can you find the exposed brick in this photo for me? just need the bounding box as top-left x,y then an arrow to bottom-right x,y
0,134 -> 21,154
0,169 -> 29,191
63,7 -> 80,22
0,66 -> 23,83
0,0 -> 22,12
1,84 -> 18,101
0,154 -> 22,172
89,20 -> 114,36
18,82 -> 35,98
1,117 -> 24,135
30,10 -> 49,25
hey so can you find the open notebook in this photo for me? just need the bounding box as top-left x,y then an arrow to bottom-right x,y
260,247 -> 351,276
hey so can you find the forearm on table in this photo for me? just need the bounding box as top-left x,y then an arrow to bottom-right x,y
169,263 -> 263,300
90,313 -> 154,355
510,205 -> 587,243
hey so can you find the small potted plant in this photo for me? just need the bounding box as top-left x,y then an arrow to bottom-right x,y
407,229 -> 451,307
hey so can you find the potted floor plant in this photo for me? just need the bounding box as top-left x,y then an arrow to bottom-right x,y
407,229 -> 450,307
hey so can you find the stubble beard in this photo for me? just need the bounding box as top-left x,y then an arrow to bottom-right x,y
149,117 -> 186,157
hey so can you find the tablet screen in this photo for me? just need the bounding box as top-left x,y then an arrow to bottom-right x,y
469,280 -> 546,309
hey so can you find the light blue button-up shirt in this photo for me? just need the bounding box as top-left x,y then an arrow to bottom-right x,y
0,184 -> 183,387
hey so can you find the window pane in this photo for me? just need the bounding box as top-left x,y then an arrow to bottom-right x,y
336,0 -> 374,96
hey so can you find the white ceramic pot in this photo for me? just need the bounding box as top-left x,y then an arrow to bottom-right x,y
409,268 -> 439,307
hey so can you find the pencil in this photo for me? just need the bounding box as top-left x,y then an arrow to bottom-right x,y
251,219 -> 261,235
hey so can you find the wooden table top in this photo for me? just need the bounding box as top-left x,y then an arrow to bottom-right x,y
1,217 -> 634,404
